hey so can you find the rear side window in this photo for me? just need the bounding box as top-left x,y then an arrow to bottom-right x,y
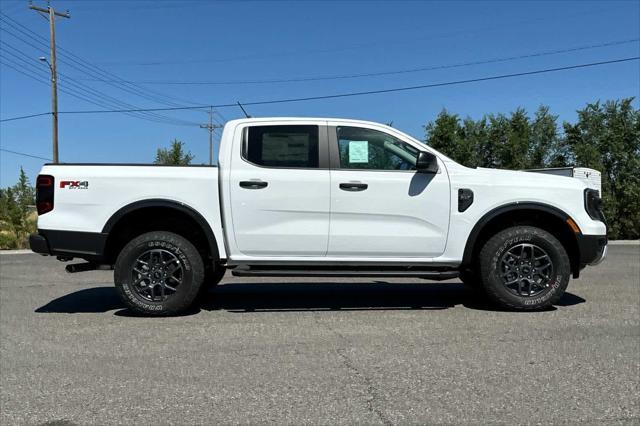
244,125 -> 319,168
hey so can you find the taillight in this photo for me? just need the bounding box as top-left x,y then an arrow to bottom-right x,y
36,174 -> 54,215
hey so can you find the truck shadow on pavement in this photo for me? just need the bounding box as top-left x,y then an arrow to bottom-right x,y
35,282 -> 586,315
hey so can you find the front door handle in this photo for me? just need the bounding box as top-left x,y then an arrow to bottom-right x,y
239,180 -> 268,189
339,182 -> 368,192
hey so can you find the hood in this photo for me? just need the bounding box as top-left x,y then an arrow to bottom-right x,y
473,167 -> 587,190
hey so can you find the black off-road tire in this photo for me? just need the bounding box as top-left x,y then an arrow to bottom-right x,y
114,231 -> 204,316
479,226 -> 571,311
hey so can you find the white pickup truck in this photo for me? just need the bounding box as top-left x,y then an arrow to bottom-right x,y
30,118 -> 607,315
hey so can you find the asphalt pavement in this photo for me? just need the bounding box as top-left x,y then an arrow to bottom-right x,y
1,245 -> 638,425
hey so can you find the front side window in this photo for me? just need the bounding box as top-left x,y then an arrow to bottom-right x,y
336,126 -> 418,170
244,125 -> 319,168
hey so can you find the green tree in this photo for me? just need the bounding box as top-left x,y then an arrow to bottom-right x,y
15,167 -> 35,217
528,106 -> 564,168
425,110 -> 480,167
154,139 -> 194,166
496,108 -> 531,170
0,167 -> 36,248
484,114 -> 509,168
459,117 -> 488,168
563,98 -> 640,239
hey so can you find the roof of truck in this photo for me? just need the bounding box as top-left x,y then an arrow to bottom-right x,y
226,117 -> 392,127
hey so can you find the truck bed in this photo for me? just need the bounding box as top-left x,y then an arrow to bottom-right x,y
36,164 -> 226,258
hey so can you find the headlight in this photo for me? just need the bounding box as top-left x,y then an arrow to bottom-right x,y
584,188 -> 605,223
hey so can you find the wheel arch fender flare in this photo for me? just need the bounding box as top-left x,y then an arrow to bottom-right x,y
102,198 -> 220,261
461,202 -> 578,268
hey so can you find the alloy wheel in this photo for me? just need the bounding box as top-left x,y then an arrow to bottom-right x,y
130,249 -> 183,302
499,243 -> 554,297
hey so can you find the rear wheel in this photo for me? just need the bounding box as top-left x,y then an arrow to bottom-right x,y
479,226 -> 570,310
114,231 -> 204,316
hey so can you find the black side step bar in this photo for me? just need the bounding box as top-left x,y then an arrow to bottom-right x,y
231,268 -> 459,280
65,262 -> 113,273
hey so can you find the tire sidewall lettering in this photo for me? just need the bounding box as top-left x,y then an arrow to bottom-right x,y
494,234 -> 533,261
523,274 -> 562,305
146,240 -> 191,271
121,280 -> 165,311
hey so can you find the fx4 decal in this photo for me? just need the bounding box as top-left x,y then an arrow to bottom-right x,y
60,180 -> 89,189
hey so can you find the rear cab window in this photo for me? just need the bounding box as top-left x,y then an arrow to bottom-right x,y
243,125 -> 319,168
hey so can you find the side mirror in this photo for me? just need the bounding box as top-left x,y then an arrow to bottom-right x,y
416,151 -> 439,173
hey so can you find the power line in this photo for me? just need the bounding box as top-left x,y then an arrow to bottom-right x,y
0,112 -> 51,123
0,13 -> 205,108
0,41 -> 197,126
0,52 -> 201,127
0,23 -> 205,127
0,148 -> 52,161
214,110 -> 229,123
2,56 -> 638,122
0,56 -> 119,111
0,22 -> 195,114
63,56 -> 640,113
0,13 -> 185,106
0,48 -> 207,120
0,55 -> 52,84
76,38 -> 640,86
0,26 -> 185,116
58,103 -> 207,114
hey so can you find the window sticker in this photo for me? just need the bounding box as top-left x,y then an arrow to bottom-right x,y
348,140 -> 369,163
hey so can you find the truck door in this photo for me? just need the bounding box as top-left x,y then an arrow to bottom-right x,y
228,123 -> 330,256
327,124 -> 450,258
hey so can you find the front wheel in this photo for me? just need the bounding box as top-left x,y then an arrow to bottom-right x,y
114,231 -> 204,316
479,226 -> 570,311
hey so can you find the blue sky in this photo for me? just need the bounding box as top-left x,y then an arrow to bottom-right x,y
1,0 -> 639,186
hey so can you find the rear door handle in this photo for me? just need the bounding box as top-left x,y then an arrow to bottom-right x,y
239,180 -> 268,189
339,182 -> 368,191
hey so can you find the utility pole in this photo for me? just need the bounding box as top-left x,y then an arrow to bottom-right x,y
200,107 -> 223,165
30,1 -> 70,164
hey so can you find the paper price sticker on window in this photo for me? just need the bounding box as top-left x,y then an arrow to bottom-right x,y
348,141 -> 369,163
